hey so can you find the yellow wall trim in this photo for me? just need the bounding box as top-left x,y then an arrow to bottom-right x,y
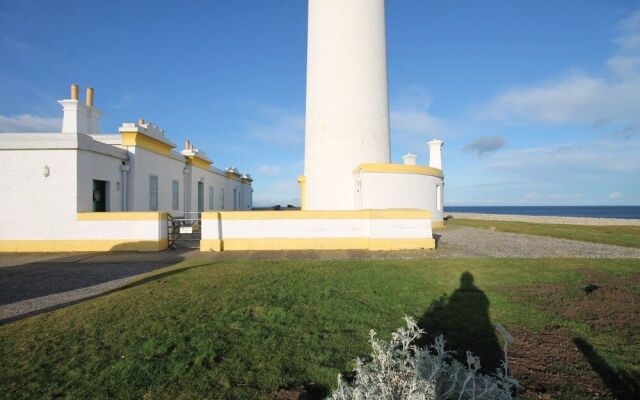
200,237 -> 435,252
202,209 -> 432,221
77,212 -> 167,221
355,163 -> 444,178
121,131 -> 175,157
0,239 -> 168,253
431,220 -> 445,228
187,156 -> 212,170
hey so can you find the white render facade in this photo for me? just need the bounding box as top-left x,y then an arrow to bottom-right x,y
301,0 -> 445,225
0,86 -> 252,252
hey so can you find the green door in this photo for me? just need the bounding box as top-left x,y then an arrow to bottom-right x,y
93,180 -> 106,212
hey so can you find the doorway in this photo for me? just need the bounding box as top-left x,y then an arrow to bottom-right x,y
197,182 -> 204,213
93,180 -> 107,212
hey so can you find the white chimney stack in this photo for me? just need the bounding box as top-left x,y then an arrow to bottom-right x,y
58,84 -> 100,135
428,139 -> 444,170
402,153 -> 417,165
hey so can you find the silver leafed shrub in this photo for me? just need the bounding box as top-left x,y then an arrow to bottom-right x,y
328,317 -> 517,400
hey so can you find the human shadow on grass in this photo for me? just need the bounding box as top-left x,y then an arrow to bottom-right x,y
417,271 -> 504,374
574,337 -> 639,400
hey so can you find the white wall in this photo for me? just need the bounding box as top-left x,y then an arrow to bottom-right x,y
0,147 -> 166,250
0,148 -> 79,230
304,0 -> 391,210
77,149 -> 124,212
357,172 -> 444,222
127,147 -> 186,213
201,210 -> 434,251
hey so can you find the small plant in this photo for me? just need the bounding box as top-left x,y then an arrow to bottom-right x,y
328,317 -> 517,400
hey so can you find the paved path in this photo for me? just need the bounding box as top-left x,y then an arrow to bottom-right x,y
0,251 -> 188,323
2,226 -> 638,323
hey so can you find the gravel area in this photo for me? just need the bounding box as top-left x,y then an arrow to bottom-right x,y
435,225 -> 640,258
448,212 -> 640,226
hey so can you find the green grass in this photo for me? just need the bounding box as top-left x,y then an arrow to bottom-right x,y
1,258 -> 639,399
449,218 -> 640,248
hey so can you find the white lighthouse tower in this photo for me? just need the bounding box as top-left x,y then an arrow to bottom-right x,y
303,0 -> 391,210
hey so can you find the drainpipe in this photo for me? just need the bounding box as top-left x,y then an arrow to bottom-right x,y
121,161 -> 130,211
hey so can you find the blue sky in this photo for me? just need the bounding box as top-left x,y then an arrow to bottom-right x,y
1,0 -> 639,206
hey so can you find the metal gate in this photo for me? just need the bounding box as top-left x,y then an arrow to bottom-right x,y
168,212 -> 201,248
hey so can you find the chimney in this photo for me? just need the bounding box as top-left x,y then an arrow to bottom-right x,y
58,84 -> 100,135
402,153 -> 417,165
427,139 -> 444,170
71,84 -> 79,100
85,87 -> 94,107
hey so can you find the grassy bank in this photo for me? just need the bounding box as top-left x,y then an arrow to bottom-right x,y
1,259 -> 639,399
449,218 -> 640,248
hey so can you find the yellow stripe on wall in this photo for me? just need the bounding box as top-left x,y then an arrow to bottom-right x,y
200,237 -> 435,252
355,163 -> 444,178
76,212 -> 167,221
0,240 -> 168,253
202,209 -> 432,221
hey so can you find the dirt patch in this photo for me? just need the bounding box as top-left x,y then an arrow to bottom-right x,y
505,269 -> 640,342
270,384 -> 326,400
271,386 -> 309,400
509,327 -> 615,399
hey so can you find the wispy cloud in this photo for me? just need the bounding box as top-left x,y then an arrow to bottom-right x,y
609,191 -> 622,199
0,114 -> 60,132
463,136 -> 506,157
0,34 -> 29,51
480,10 -> 640,126
391,87 -> 447,136
245,107 -> 304,147
258,164 -> 282,175
482,139 -> 640,177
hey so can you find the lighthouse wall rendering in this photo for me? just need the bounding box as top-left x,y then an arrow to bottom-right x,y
304,0 -> 391,210
200,0 -> 442,251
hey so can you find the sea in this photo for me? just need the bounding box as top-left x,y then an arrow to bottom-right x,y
444,206 -> 640,219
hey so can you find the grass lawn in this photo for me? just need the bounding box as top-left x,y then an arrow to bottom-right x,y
449,218 -> 640,248
1,258 -> 639,399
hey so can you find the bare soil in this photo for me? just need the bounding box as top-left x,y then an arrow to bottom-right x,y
505,269 -> 640,399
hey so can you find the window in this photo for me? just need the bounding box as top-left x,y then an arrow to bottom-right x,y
172,180 -> 179,210
220,188 -> 225,210
149,175 -> 158,210
209,186 -> 214,209
233,188 -> 238,210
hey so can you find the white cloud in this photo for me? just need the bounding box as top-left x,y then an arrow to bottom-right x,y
0,114 -> 60,133
245,107 -> 304,147
481,10 -> 640,126
258,165 -> 282,175
609,191 -> 622,199
391,88 -> 447,136
482,139 -> 640,178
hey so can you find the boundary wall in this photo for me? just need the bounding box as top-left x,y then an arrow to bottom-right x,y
0,212 -> 167,252
201,209 -> 435,251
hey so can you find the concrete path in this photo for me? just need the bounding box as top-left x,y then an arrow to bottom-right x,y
0,250 -> 189,323
2,226 -> 638,323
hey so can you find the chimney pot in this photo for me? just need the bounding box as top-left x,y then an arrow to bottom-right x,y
71,84 -> 79,100
85,87 -> 94,107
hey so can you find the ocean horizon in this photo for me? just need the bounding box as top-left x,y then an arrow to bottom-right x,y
445,206 -> 640,219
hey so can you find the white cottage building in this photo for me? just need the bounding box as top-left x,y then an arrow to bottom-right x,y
0,85 -> 252,252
